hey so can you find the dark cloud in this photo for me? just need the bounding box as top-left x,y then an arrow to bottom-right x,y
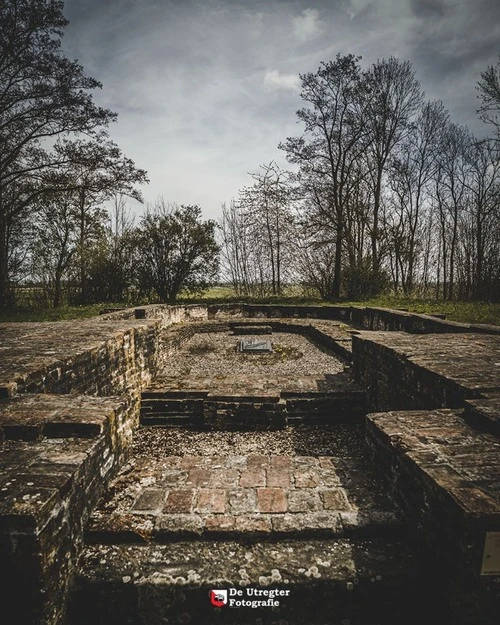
410,0 -> 448,18
59,0 -> 500,217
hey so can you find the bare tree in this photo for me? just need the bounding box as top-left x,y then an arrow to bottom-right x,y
241,162 -> 294,296
363,57 -> 422,271
462,139 -> 500,299
280,54 -> 369,298
385,100 -> 449,293
220,199 -> 259,297
52,135 -> 148,303
433,123 -> 472,299
30,191 -> 78,307
477,55 -> 500,133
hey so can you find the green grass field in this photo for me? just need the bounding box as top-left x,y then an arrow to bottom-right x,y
1,287 -> 500,325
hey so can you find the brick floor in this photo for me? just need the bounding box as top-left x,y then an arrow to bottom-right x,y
87,428 -> 403,540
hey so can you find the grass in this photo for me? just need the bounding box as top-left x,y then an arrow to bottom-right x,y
353,296 -> 500,326
1,287 -> 499,326
0,303 -> 127,323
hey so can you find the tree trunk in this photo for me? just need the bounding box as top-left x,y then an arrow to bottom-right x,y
371,170 -> 383,271
0,212 -> 14,310
332,217 -> 343,299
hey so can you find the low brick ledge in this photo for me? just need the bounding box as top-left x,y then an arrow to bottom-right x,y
366,409 -> 500,576
352,331 -> 500,412
207,303 -> 500,335
0,393 -> 138,625
140,389 -> 366,429
365,408 -> 500,623
366,408 -> 500,526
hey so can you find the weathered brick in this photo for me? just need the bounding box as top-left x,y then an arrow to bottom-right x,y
257,488 -> 287,513
163,489 -> 195,514
186,468 -> 211,487
130,488 -> 165,513
207,468 -> 239,488
270,456 -> 292,469
235,515 -> 272,533
266,468 -> 291,487
247,455 -> 269,469
159,470 -> 188,486
228,489 -> 257,514
195,489 -> 227,514
239,469 -> 265,488
288,490 -> 322,512
225,455 -> 247,469
320,469 -> 341,487
204,515 -> 236,531
294,468 -> 320,488
156,513 -> 204,535
272,512 -> 342,533
321,489 -> 351,511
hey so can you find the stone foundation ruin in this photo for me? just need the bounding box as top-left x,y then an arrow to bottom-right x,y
1,303 -> 499,624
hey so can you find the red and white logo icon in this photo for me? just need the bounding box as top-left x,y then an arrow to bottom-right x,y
210,589 -> 228,607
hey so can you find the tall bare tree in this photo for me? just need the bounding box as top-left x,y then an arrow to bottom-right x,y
280,54 -> 369,298
386,100 -> 449,293
462,139 -> 500,299
433,123 -> 472,299
363,57 -> 422,272
240,162 -> 294,296
220,199 -> 263,297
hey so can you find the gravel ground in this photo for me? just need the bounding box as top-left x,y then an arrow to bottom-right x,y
131,423 -> 366,460
159,332 -> 346,378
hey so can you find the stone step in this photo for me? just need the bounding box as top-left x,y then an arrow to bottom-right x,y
141,398 -> 205,414
142,390 -> 210,399
85,507 -> 404,544
70,537 -> 436,625
140,391 -> 366,429
464,394 -> 500,436
140,414 -> 203,427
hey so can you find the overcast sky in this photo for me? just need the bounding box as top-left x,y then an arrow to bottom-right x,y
61,0 -> 500,221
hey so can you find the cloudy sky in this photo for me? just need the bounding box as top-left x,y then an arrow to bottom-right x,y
61,0 -> 500,220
